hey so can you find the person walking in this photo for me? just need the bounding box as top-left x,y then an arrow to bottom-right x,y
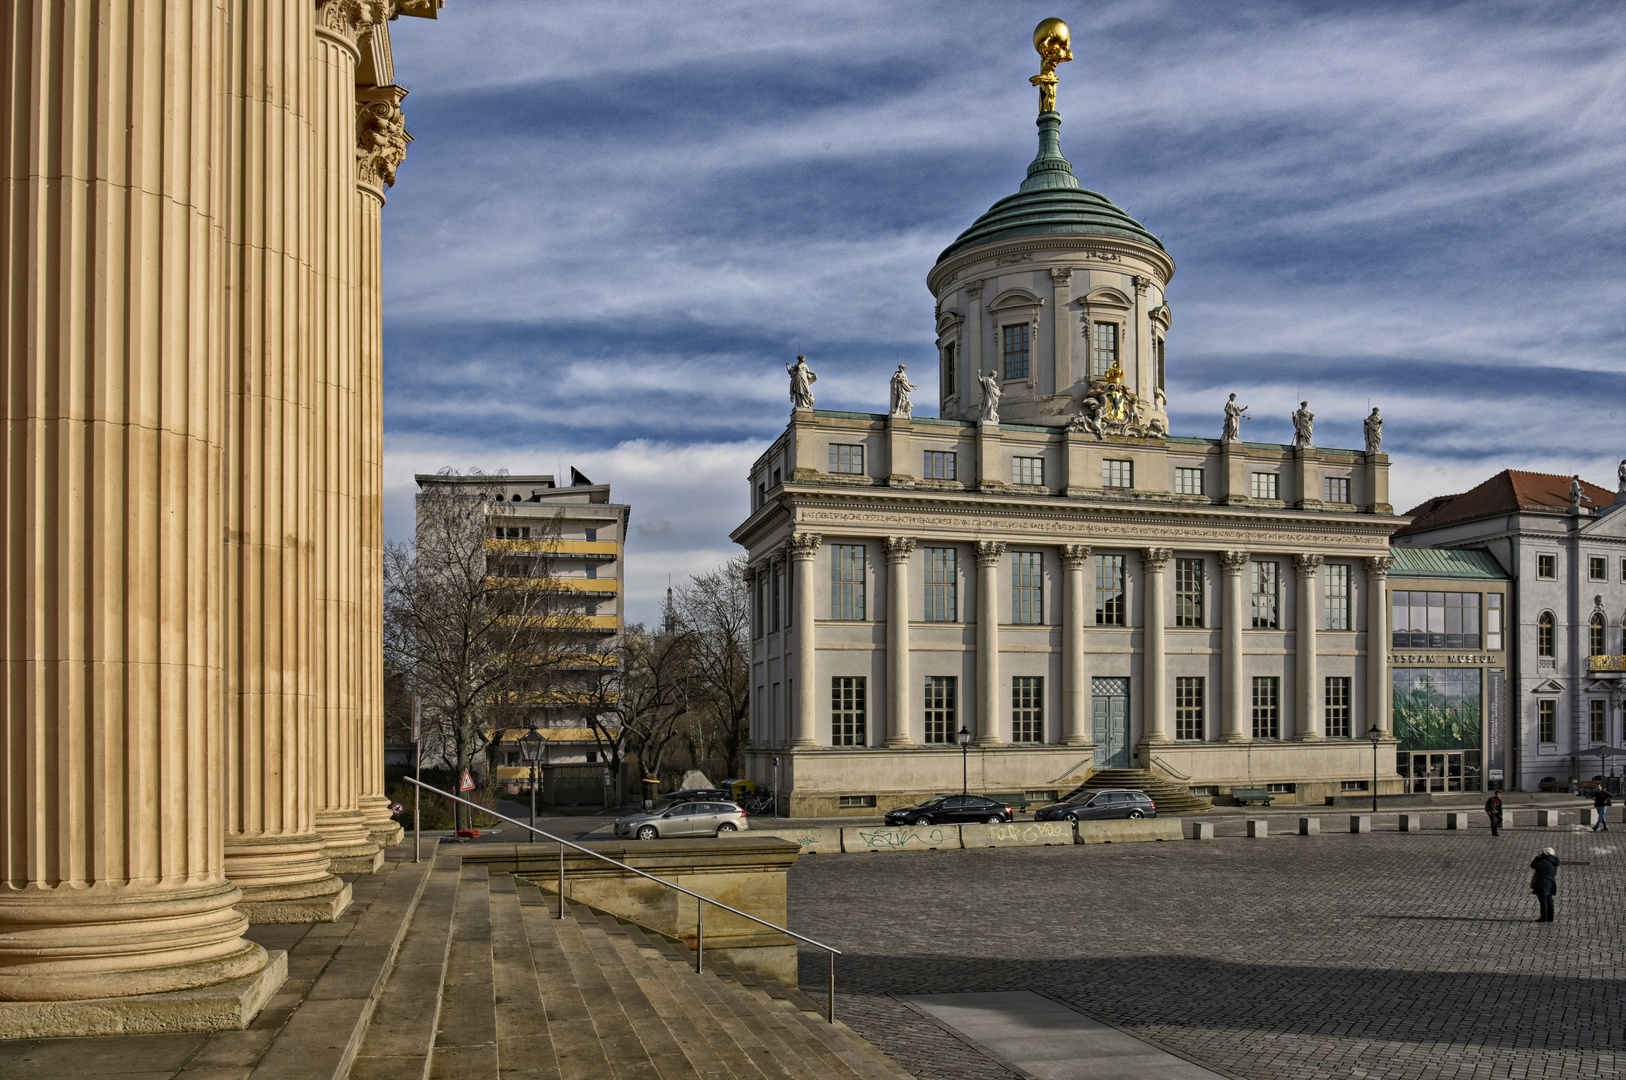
1485,792 -> 1504,836
1529,847 -> 1560,922
1593,788 -> 1612,831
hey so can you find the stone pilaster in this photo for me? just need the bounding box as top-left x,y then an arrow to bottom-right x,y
1140,548 -> 1173,746
1059,545 -> 1092,745
1294,554 -> 1325,740
0,0 -> 276,1012
974,541 -> 1007,746
1365,555 -> 1393,736
1050,267 -> 1073,396
788,534 -> 822,748
883,538 -> 916,748
1220,551 -> 1252,742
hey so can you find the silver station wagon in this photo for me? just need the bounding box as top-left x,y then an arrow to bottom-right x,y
614,801 -> 750,840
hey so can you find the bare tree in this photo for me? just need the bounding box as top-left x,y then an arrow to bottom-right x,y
576,623 -> 696,805
674,557 -> 752,778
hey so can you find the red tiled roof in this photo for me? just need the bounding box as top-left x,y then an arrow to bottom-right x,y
1397,469 -> 1613,535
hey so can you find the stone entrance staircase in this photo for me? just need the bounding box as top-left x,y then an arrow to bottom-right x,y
350,854 -> 914,1079
1067,768 -> 1214,814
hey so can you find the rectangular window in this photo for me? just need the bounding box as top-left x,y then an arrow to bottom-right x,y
1175,677 -> 1204,740
1102,459 -> 1133,488
1266,783 -> 1296,794
1251,561 -> 1279,629
943,342 -> 956,397
1621,557 -> 1626,583
1324,564 -> 1351,631
1589,556 -> 1606,582
1341,780 -> 1369,792
838,795 -> 877,808
1012,456 -> 1044,486
773,468 -> 781,487
1324,477 -> 1350,504
1538,700 -> 1556,744
1094,554 -> 1126,626
1012,677 -> 1044,743
1091,321 -> 1118,377
753,574 -> 764,638
922,450 -> 957,480
1252,676 -> 1280,739
1012,552 -> 1044,624
923,547 -> 958,622
1537,554 -> 1556,579
1174,467 -> 1204,495
1003,324 -> 1030,380
1325,676 -> 1352,738
1389,591 -> 1482,649
1591,699 -> 1606,744
831,545 -> 866,620
1250,472 -> 1279,500
770,568 -> 781,631
828,444 -> 864,475
831,677 -> 867,747
585,564 -> 597,580
1486,593 -> 1502,651
491,526 -> 530,539
1175,558 -> 1204,627
923,676 -> 957,744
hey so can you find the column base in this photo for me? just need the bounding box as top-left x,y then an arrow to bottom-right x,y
790,739 -> 820,749
973,737 -> 1005,748
1058,736 -> 1095,747
0,949 -> 286,1040
367,822 -> 405,846
1293,733 -> 1325,742
316,809 -> 385,874
236,880 -> 353,925
359,794 -> 404,846
224,833 -> 351,923
883,738 -> 917,749
1220,733 -> 1252,743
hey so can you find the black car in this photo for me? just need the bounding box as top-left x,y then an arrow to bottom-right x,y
884,794 -> 1014,826
1033,788 -> 1156,822
660,788 -> 736,807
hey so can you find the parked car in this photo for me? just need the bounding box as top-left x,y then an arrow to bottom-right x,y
1033,789 -> 1156,822
615,801 -> 749,840
883,794 -> 1014,826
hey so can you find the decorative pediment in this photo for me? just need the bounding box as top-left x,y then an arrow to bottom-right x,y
987,288 -> 1045,314
1077,286 -> 1132,311
936,309 -> 964,336
1149,301 -> 1172,329
1530,679 -> 1565,694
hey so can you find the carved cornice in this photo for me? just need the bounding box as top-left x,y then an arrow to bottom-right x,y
1365,554 -> 1394,577
1141,547 -> 1173,572
356,86 -> 410,189
973,540 -> 1007,566
1050,267 -> 1074,286
882,536 -> 916,562
1133,275 -> 1150,295
1293,552 -> 1326,576
1059,543 -> 1092,569
1220,550 -> 1252,573
787,533 -> 823,560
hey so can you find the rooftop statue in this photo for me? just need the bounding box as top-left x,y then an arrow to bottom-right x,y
889,364 -> 916,418
1292,400 -> 1315,448
786,355 -> 816,410
1618,458 -> 1625,493
1570,474 -> 1583,512
1222,393 -> 1250,442
1364,408 -> 1383,454
1030,18 -> 1073,114
979,371 -> 1001,423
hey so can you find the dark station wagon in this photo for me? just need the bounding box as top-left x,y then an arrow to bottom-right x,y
1033,788 -> 1156,822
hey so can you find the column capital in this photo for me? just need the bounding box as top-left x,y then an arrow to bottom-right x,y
1293,552 -> 1325,576
1059,543 -> 1092,570
882,536 -> 916,563
973,539 -> 1006,567
1050,266 -> 1074,285
356,86 -> 410,190
1220,550 -> 1252,574
1133,274 -> 1151,295
1365,554 -> 1394,577
317,0 -> 383,44
965,280 -> 984,299
1141,547 -> 1173,572
787,533 -> 822,561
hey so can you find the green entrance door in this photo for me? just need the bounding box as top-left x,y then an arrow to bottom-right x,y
1092,678 -> 1130,769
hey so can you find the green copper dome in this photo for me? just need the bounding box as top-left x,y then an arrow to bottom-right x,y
938,112 -> 1164,261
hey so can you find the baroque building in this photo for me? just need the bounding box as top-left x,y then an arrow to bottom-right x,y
732,22 -> 1407,816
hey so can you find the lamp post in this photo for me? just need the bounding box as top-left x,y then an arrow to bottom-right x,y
1367,725 -> 1382,815
519,728 -> 544,842
957,726 -> 972,795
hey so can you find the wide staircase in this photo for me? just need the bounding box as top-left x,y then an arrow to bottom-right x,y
350,853 -> 914,1079
1067,768 -> 1214,814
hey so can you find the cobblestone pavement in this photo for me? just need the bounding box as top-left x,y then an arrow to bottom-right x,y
787,822 -> 1624,1080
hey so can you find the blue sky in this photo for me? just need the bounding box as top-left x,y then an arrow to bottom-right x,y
383,0 -> 1626,626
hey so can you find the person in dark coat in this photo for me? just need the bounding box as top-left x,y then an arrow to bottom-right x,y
1592,788 -> 1612,832
1529,847 -> 1560,922
1485,792 -> 1503,836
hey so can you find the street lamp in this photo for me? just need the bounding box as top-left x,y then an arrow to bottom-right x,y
957,726 -> 972,795
519,728 -> 545,841
1367,725 -> 1382,815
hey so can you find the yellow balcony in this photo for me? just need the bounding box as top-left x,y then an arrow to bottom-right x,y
503,614 -> 618,632
487,577 -> 618,595
1589,655 -> 1625,673
487,539 -> 618,558
492,690 -> 618,706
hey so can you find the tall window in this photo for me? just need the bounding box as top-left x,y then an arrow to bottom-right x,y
922,451 -> 956,480
1538,699 -> 1556,743
1591,699 -> 1606,744
1174,467 -> 1204,495
1175,677 -> 1204,740
923,547 -> 957,622
1003,324 -> 1030,380
1486,594 -> 1503,650
1538,611 -> 1555,657
1250,472 -> 1279,500
770,568 -> 781,631
1095,554 -> 1126,626
831,677 -> 867,746
923,676 -> 957,744
754,574 -> 764,638
831,545 -> 866,620
1012,552 -> 1043,624
1391,591 -> 1483,648
1324,564 -> 1351,631
1251,561 -> 1279,629
1324,477 -> 1351,504
1325,677 -> 1352,738
1102,460 -> 1133,488
1154,335 -> 1166,389
1012,456 -> 1044,486
1175,558 -> 1204,627
829,444 -> 864,474
1590,613 -> 1606,656
1252,677 -> 1281,739
1537,554 -> 1556,579
1589,556 -> 1606,582
1012,677 -> 1043,742
1091,321 -> 1118,376
943,342 -> 957,396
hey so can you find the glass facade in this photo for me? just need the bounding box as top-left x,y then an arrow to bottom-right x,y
1391,591 -> 1481,649
1393,667 -> 1483,792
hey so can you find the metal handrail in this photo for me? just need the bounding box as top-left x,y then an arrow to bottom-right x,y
405,777 -> 840,1022
1151,756 -> 1192,780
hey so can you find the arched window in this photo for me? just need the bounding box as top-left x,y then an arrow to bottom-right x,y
1590,613 -> 1606,657
1538,611 -> 1555,658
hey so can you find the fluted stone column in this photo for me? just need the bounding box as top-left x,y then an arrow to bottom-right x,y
1365,555 -> 1393,736
1059,545 -> 1091,745
883,537 -> 916,748
1220,551 -> 1252,742
1294,554 -> 1325,740
311,2 -> 380,873
789,534 -> 822,748
1140,548 -> 1173,746
974,541 -> 1006,746
0,0 -> 279,1020
222,0 -> 350,922
354,84 -> 409,846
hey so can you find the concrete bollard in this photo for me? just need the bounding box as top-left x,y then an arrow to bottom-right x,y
1246,819 -> 1268,838
1399,813 -> 1423,832
1189,821 -> 1214,840
1350,814 -> 1372,834
1536,809 -> 1558,827
1446,811 -> 1468,830
1299,817 -> 1319,836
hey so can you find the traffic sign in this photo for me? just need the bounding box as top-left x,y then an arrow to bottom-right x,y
459,769 -> 475,792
